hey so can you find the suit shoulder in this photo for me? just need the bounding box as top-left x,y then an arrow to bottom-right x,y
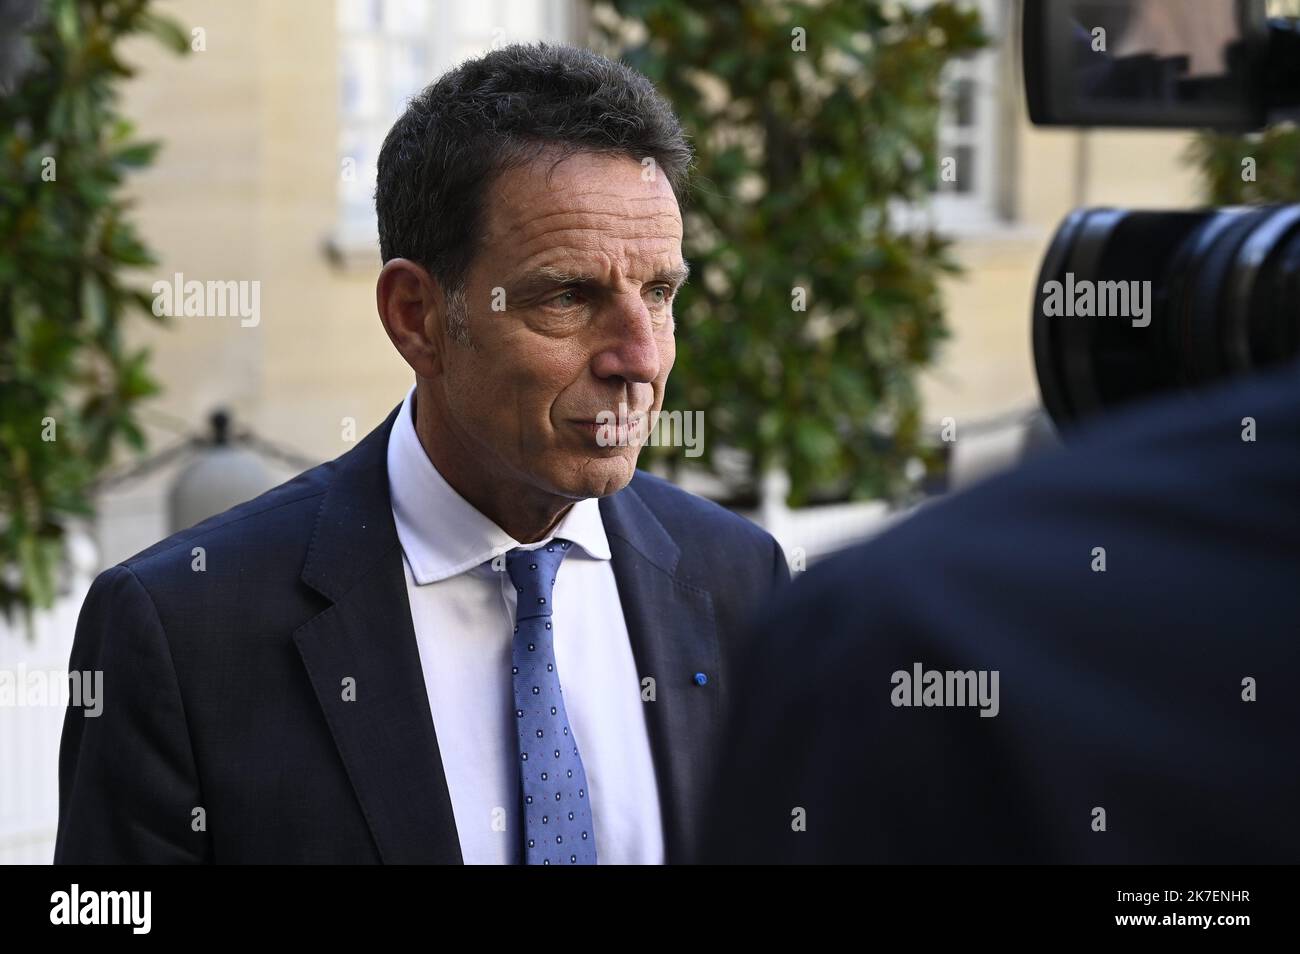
117,458 -> 335,584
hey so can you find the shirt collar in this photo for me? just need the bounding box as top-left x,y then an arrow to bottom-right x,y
386,385 -> 612,585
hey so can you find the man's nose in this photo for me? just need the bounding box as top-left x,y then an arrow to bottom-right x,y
590,297 -> 663,385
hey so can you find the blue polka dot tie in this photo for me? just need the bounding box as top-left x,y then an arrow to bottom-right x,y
506,538 -> 598,865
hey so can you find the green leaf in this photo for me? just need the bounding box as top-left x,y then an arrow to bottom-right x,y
138,12 -> 192,55
111,141 -> 160,168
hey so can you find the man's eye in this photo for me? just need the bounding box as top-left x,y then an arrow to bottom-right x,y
545,286 -> 672,310
548,289 -> 583,309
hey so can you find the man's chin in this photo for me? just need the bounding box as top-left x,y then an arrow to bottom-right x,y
554,454 -> 639,499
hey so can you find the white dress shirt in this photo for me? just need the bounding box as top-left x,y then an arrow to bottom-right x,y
386,385 -> 665,864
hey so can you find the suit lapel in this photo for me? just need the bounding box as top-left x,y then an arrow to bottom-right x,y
600,485 -> 722,864
294,403 -> 462,863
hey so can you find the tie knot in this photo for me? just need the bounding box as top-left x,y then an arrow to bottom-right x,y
505,539 -> 571,619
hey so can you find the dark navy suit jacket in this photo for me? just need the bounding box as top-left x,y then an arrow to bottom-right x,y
699,360 -> 1300,864
54,401 -> 788,863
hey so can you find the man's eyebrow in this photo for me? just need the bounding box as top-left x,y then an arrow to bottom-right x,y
515,262 -> 691,290
660,261 -> 691,288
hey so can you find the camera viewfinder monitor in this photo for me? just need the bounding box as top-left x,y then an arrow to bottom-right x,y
1024,0 -> 1270,129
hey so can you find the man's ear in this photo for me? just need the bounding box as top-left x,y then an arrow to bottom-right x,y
376,258 -> 448,378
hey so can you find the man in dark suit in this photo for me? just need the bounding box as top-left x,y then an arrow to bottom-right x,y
698,358 -> 1300,864
55,42 -> 786,864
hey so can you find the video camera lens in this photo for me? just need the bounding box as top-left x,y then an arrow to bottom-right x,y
1033,205 -> 1300,431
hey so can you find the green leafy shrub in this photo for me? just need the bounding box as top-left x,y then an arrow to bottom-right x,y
0,0 -> 188,627
1186,125 -> 1300,204
593,0 -> 987,505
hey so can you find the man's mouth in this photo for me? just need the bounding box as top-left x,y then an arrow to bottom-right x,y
569,415 -> 648,445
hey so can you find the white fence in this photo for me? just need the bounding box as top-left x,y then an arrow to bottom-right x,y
0,533 -> 94,865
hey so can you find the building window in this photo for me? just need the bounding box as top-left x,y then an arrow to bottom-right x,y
931,0 -> 1006,229
334,0 -> 581,255
896,0 -> 1012,235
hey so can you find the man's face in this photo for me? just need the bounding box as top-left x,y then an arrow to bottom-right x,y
436,150 -> 685,501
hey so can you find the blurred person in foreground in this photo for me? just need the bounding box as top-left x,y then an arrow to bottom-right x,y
55,42 -> 786,865
698,358 -> 1300,863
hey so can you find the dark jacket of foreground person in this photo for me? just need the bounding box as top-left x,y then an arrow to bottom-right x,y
698,359 -> 1300,864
